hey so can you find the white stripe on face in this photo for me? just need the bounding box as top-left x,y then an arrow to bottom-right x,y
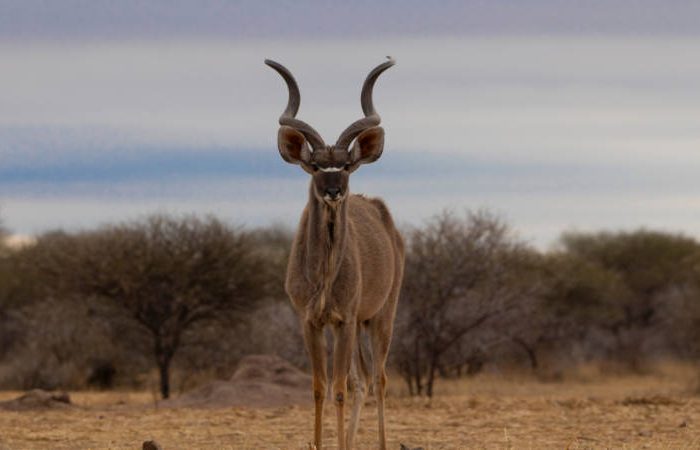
319,167 -> 343,172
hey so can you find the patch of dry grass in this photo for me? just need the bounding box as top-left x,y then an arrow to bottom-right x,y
1,364 -> 700,449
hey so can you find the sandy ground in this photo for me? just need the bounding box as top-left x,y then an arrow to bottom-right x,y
1,371 -> 700,449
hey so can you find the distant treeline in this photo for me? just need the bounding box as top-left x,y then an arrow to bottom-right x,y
1,211 -> 699,398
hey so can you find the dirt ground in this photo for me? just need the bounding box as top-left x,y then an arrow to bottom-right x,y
1,367 -> 700,449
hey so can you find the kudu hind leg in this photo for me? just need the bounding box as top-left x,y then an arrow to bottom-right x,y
303,321 -> 327,449
369,319 -> 393,450
346,323 -> 370,449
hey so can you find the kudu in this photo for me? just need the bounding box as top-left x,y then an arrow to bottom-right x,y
266,57 -> 404,450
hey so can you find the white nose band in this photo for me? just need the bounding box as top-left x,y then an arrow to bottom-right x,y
319,167 -> 343,173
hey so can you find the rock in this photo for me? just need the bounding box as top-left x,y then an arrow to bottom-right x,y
0,389 -> 72,411
163,354 -> 312,409
142,440 -> 163,450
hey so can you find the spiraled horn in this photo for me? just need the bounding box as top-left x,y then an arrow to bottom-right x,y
265,59 -> 325,150
335,56 -> 395,150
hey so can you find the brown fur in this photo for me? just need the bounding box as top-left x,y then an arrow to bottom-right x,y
285,184 -> 404,450
286,191 -> 403,323
267,57 -> 401,450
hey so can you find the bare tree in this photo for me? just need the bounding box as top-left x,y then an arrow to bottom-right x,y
32,215 -> 269,398
392,210 -> 535,397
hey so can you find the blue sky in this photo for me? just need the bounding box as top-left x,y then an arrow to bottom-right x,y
3,1 -> 700,39
1,1 -> 700,247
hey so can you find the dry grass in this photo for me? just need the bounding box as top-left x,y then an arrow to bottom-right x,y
1,364 -> 700,449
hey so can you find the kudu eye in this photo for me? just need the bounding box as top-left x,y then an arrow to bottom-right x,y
311,163 -> 319,172
344,164 -> 351,171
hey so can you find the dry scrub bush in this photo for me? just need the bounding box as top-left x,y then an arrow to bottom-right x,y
170,299 -> 304,394
391,214 -> 700,395
2,215 -> 275,397
0,297 -> 148,390
4,208 -> 700,397
392,210 -> 542,396
557,230 -> 700,371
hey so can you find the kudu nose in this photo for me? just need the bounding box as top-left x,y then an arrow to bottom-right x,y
325,187 -> 341,199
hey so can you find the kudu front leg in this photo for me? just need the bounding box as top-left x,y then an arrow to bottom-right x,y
346,323 -> 370,450
332,320 -> 356,450
303,321 -> 327,449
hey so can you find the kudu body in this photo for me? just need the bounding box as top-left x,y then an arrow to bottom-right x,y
266,58 -> 404,450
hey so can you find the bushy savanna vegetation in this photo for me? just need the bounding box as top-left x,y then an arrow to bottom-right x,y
1,211 -> 700,399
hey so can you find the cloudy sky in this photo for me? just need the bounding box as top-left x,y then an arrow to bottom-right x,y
1,1 -> 699,248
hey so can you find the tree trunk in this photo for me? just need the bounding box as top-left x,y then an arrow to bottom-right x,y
405,374 -> 415,396
399,364 -> 415,396
426,356 -> 438,398
513,337 -> 539,370
158,358 -> 171,399
154,335 -> 174,399
413,337 -> 423,396
437,362 -> 449,378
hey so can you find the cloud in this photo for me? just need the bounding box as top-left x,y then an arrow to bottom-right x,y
1,1 -> 700,40
2,141 -> 699,248
2,37 -> 700,163
1,36 -> 699,246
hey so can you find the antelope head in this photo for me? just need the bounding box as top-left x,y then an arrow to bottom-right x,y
265,57 -> 394,206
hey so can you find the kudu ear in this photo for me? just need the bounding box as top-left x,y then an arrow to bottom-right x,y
350,126 -> 384,166
278,126 -> 311,165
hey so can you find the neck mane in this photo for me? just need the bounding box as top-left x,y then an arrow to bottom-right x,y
303,182 -> 349,321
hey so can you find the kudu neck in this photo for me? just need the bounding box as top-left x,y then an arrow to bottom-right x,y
303,181 -> 349,294
306,182 -> 349,244
302,182 -> 350,323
